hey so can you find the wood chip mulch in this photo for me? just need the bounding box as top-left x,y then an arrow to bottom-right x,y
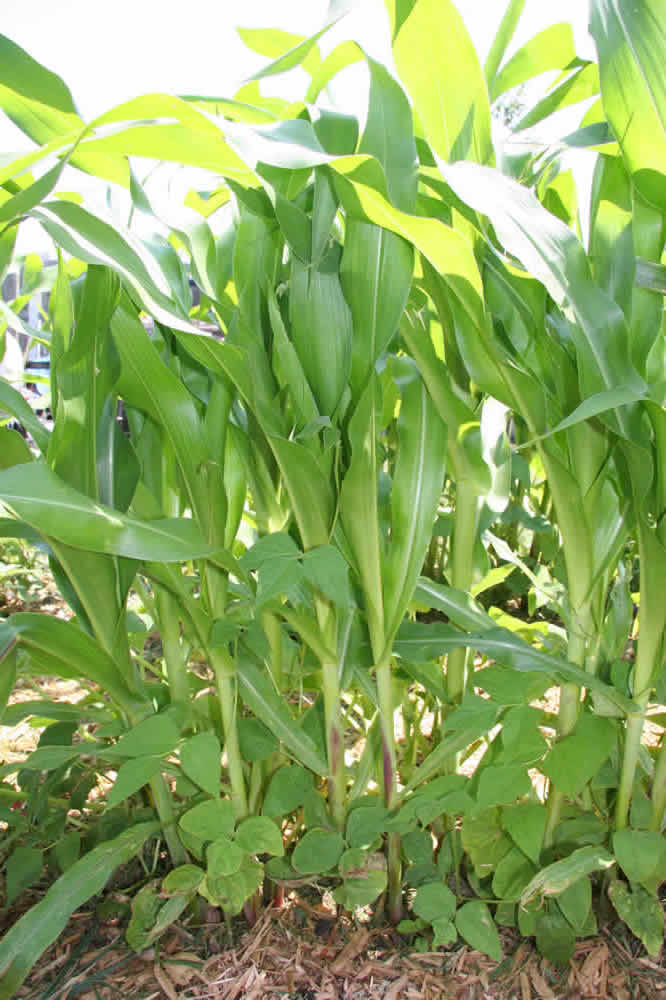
14,894 -> 666,1000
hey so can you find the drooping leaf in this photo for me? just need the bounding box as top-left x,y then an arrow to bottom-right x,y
0,462 -> 215,562
237,660 -> 327,776
0,821 -> 159,999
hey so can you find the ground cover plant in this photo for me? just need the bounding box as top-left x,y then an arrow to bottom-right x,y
0,0 -> 665,994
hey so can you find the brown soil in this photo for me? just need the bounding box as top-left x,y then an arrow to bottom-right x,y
12,892 -> 666,1000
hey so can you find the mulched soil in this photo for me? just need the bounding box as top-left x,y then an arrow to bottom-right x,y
13,891 -> 666,1000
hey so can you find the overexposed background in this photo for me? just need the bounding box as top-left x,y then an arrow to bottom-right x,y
1,0 -> 596,251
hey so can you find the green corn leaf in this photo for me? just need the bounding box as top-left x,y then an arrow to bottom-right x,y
0,462 -> 217,562
4,847 -> 43,907
0,428 -> 32,470
268,436 -> 334,549
237,659 -> 327,776
110,302 -> 208,521
414,577 -> 496,632
289,244 -> 352,417
590,0 -> 666,212
0,35 -> 126,186
393,622 -> 637,715
0,380 -> 50,454
0,821 -> 159,1000
383,378 -> 447,640
389,0 -> 492,164
513,62 -> 599,133
404,727 -> 492,793
0,613 -> 142,711
49,263 -> 120,499
0,160 -> 71,227
341,223 -> 414,401
483,0 -> 526,92
268,289 -> 320,431
0,34 -> 80,140
305,41 -> 363,102
491,23 -> 577,101
79,121 -> 253,183
241,23 -> 333,82
361,56 -> 418,212
176,334 -> 252,406
238,26 -> 321,73
589,153 -> 635,322
440,160 -> 644,440
30,202 -> 198,333
340,380 -> 386,649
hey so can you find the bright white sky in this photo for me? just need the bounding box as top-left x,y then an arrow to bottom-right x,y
2,0 -> 594,137
1,0 -> 595,250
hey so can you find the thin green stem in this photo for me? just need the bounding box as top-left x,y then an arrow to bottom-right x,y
616,517 -> 666,830
149,772 -> 188,867
155,588 -> 190,706
314,598 -> 346,830
321,657 -> 346,829
446,479 -> 479,705
649,735 -> 666,831
543,618 -> 588,848
262,610 -> 284,691
376,657 -> 402,923
615,645 -> 659,830
212,646 -> 248,820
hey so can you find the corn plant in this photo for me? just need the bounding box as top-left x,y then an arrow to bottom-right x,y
0,0 -> 665,990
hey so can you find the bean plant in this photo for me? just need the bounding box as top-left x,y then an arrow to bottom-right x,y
0,0 -> 665,993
